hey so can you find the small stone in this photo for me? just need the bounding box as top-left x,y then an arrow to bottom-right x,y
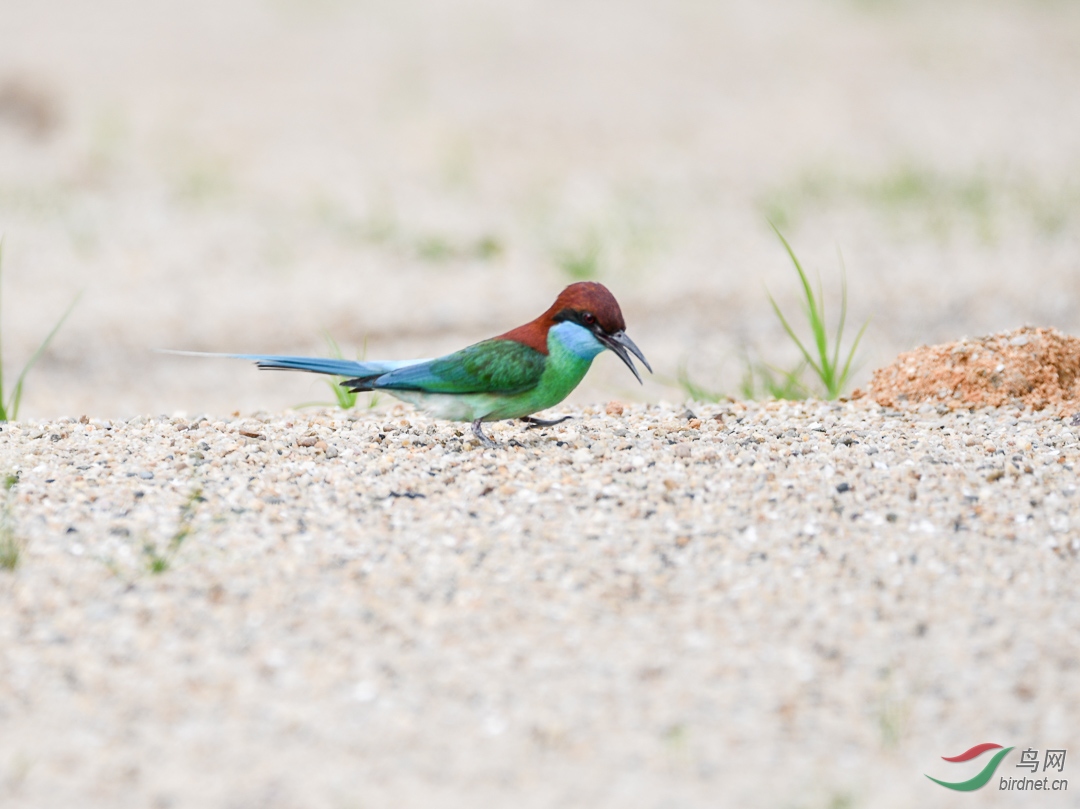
605,401 -> 625,416
571,449 -> 592,464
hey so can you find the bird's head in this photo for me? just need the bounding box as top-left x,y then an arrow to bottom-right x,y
550,282 -> 652,384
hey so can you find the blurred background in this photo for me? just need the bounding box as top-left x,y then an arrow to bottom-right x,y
1,0 -> 1078,418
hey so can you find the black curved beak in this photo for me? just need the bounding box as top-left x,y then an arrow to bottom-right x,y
598,330 -> 653,385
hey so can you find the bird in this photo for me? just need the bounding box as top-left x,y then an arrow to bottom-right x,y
173,282 -> 651,447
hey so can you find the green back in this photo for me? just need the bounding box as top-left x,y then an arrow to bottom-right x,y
376,338 -> 546,395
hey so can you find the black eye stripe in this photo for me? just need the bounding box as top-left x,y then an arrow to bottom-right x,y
554,308 -> 602,330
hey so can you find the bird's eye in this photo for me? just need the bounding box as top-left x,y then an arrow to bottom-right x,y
583,312 -> 596,326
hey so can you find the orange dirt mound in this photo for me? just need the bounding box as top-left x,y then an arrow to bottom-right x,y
866,327 -> 1080,414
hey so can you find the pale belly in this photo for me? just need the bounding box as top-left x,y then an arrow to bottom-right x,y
387,389 -> 569,422
388,390 -> 504,422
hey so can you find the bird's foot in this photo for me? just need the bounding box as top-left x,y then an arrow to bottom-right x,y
472,419 -> 497,448
521,415 -> 573,430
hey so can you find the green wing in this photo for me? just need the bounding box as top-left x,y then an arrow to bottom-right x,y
373,339 -> 546,394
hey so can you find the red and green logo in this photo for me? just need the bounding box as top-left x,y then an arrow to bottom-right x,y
926,743 -> 1014,791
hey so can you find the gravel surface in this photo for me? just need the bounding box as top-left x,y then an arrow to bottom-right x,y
3,1 -> 1080,419
2,401 -> 1078,808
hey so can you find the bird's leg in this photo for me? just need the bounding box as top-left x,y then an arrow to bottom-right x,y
521,415 -> 573,430
472,419 -> 497,448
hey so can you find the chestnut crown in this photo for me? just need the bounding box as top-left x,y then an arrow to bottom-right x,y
548,282 -> 627,335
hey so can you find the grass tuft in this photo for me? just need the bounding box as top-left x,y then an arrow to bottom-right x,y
322,333 -> 359,410
739,359 -> 807,401
675,362 -> 726,404
143,486 -> 204,575
676,228 -> 867,402
678,353 -> 809,403
295,333 -> 381,411
878,695 -> 908,749
766,225 -> 867,400
0,239 -> 81,421
0,471 -> 23,571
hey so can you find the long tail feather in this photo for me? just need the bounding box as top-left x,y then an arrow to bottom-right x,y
159,350 -> 428,378
240,355 -> 377,376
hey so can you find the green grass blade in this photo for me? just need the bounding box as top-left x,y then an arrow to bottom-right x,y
771,223 -> 817,313
782,367 -> 808,399
830,248 -> 851,395
767,224 -> 868,400
760,361 -> 808,400
5,291 -> 81,421
771,223 -> 831,372
777,363 -> 809,399
738,364 -> 756,400
767,292 -> 824,380
813,274 -> 834,390
838,318 -> 870,392
676,361 -> 724,403
293,331 -> 359,411
329,377 -> 357,409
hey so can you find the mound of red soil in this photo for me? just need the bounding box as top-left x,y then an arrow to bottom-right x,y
865,327 -> 1080,414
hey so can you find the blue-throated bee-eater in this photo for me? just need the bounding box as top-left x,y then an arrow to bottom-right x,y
175,282 -> 651,447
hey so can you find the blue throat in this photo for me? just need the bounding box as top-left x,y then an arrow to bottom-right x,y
548,321 -> 605,361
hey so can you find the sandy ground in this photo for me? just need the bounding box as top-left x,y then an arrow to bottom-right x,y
2,402 -> 1079,808
2,0 -> 1080,806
